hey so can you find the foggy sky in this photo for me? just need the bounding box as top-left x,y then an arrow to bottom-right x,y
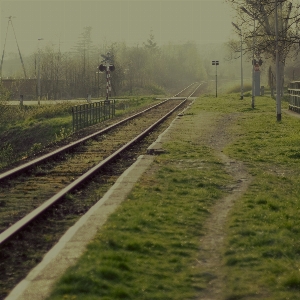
1,0 -> 235,56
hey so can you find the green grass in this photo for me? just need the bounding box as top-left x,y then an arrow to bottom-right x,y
0,102 -> 75,168
6,91 -> 298,299
220,97 -> 300,299
193,93 -> 300,299
225,83 -> 253,94
47,113 -> 232,299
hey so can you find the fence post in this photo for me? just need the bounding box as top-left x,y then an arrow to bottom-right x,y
97,102 -> 100,123
85,104 -> 88,128
79,105 -> 82,129
108,101 -> 110,119
72,107 -> 74,132
73,106 -> 78,132
88,103 -> 91,127
19,94 -> 24,107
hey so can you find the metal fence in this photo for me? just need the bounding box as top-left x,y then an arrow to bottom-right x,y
288,81 -> 300,112
72,100 -> 115,132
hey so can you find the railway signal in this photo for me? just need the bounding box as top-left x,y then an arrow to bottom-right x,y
98,52 -> 115,101
212,61 -> 219,98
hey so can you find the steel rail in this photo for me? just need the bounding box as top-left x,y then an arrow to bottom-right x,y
189,82 -> 203,97
174,82 -> 197,97
0,101 -> 167,181
0,83 -> 198,182
0,83 -> 202,245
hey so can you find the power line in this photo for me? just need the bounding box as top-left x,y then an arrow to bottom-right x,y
0,16 -> 27,79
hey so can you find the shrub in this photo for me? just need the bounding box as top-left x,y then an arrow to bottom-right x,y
226,83 -> 252,94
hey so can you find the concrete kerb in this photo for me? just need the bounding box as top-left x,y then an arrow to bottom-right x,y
147,99 -> 195,154
5,100 -> 195,300
5,156 -> 155,300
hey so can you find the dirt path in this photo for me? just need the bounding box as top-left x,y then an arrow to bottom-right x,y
195,113 -> 252,299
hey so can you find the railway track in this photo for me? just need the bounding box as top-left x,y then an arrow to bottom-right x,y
0,82 -> 202,299
175,82 -> 202,97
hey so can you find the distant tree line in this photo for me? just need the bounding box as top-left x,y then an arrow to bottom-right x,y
7,27 -> 208,100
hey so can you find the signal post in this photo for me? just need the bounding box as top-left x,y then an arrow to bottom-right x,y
98,52 -> 115,101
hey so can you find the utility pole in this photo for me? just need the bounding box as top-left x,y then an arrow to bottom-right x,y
1,16 -> 27,80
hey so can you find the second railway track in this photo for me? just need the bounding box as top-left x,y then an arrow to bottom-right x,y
0,82 -> 203,299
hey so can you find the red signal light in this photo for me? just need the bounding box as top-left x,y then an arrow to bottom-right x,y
99,64 -> 106,72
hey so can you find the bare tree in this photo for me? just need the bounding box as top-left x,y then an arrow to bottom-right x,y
227,0 -> 300,93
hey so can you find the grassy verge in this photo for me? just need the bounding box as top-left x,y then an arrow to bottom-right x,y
0,102 -> 74,168
47,103 -> 232,299
221,98 -> 300,299
46,93 -> 300,299
194,93 -> 300,299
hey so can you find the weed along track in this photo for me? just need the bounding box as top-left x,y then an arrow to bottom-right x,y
0,83 -> 203,299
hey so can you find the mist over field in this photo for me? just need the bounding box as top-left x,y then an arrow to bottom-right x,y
1,0 -> 299,99
1,0 -> 234,55
0,1 -> 246,99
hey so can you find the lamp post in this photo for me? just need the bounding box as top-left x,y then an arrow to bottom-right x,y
232,22 -> 244,100
212,60 -> 219,97
241,6 -> 256,108
37,38 -> 43,105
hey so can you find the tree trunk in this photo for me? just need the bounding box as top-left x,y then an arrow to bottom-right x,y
268,66 -> 275,97
280,61 -> 285,97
